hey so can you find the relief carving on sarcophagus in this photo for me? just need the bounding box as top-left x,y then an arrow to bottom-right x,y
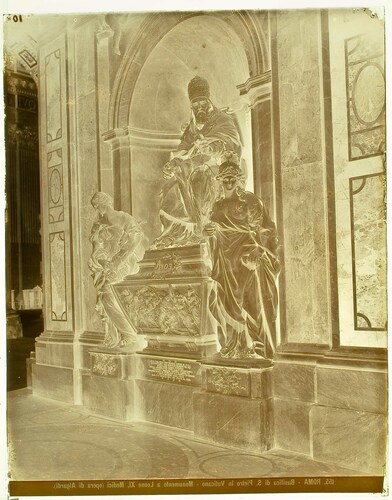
112,244 -> 217,357
117,285 -> 201,335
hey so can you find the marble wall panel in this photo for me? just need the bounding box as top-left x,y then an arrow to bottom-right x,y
281,162 -> 329,344
49,232 -> 67,322
252,100 -> 273,213
350,174 -> 387,331
90,353 -> 121,378
100,170 -> 114,200
34,342 -> 74,368
204,367 -> 272,399
345,32 -> 385,161
131,148 -> 169,245
193,391 -> 273,452
277,11 -> 322,168
32,364 -> 74,403
273,363 -> 315,402
75,21 -> 97,98
274,398 -> 312,455
45,49 -> 62,143
329,10 -> 387,348
276,11 -> 330,345
316,367 -> 387,414
82,375 -> 135,421
39,34 -> 75,335
48,149 -> 64,224
74,21 -> 103,334
311,405 -> 386,474
135,379 -> 194,430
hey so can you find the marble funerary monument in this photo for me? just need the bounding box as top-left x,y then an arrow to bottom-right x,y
19,8 -> 387,474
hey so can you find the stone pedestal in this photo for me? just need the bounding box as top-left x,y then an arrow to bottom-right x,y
135,353 -> 202,430
194,357 -> 274,453
110,243 -> 217,428
82,347 -> 138,420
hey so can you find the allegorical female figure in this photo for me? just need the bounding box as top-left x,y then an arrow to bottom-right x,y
89,192 -> 148,348
204,154 -> 281,359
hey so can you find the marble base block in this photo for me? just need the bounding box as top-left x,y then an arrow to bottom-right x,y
134,354 -> 202,430
82,375 -> 135,420
193,359 -> 274,452
316,367 -> 387,414
274,398 -> 312,455
35,341 -> 74,368
81,348 -> 138,420
32,364 -> 74,403
311,406 -> 387,474
193,391 -> 273,452
273,362 -> 316,402
135,379 -> 195,430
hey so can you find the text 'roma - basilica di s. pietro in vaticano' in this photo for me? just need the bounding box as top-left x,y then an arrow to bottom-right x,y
4,6 -> 388,489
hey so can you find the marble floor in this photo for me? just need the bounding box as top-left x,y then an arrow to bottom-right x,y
7,388 -> 367,481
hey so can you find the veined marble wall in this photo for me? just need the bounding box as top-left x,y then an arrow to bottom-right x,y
39,17 -> 108,339
72,17 -> 106,334
328,10 -> 386,348
275,11 -> 331,345
39,35 -> 74,334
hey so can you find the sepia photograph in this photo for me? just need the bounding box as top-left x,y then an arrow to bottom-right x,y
1,1 -> 389,497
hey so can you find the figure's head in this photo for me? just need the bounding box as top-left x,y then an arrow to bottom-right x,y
91,192 -> 113,215
188,76 -> 213,125
216,152 -> 243,195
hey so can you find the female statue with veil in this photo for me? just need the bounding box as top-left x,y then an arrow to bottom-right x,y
204,153 -> 281,359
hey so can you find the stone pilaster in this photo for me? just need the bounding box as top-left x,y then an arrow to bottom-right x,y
237,72 -> 274,214
96,16 -> 115,198
33,17 -> 108,404
273,10 -> 331,346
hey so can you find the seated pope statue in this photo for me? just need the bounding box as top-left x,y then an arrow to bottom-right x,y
153,75 -> 243,249
89,192 -> 148,348
204,153 -> 281,360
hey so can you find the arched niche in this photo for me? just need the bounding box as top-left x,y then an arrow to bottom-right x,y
129,15 -> 249,132
105,11 -> 271,245
128,15 -> 254,243
109,11 -> 269,129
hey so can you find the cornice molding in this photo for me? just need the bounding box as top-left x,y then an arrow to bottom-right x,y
102,126 -> 181,151
275,342 -> 387,371
237,71 -> 272,107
